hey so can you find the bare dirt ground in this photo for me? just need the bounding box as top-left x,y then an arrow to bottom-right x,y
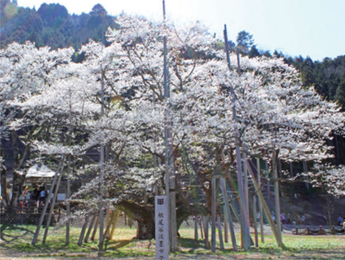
1,248 -> 345,260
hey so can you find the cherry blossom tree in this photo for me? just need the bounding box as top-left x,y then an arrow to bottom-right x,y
4,15 -> 345,242
0,42 -> 74,206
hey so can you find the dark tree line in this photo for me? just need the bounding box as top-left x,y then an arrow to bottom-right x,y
0,0 -> 118,52
227,30 -> 345,111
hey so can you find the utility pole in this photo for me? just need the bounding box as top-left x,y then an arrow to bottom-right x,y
162,0 -> 177,252
66,96 -> 73,245
98,30 -> 106,254
223,24 -> 250,250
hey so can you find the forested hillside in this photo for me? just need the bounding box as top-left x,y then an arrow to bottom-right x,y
285,55 -> 345,109
1,0 -> 344,109
243,46 -> 345,111
0,0 -> 118,51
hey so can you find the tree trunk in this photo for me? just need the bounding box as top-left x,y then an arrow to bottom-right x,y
117,200 -> 155,239
117,191 -> 191,240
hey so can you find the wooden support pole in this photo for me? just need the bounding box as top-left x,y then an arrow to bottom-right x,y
223,205 -> 229,243
243,154 -> 252,248
273,151 -> 282,243
256,158 -> 264,243
223,24 -> 249,250
265,160 -> 270,201
84,214 -> 96,243
66,98 -> 72,245
219,178 -> 237,251
194,215 -> 198,241
91,216 -> 100,241
246,160 -> 283,248
223,24 -> 231,70
217,215 -> 224,250
78,215 -> 89,246
211,176 -> 217,252
199,217 -> 204,239
66,177 -> 70,245
203,216 -> 209,249
162,0 -> 177,253
98,201 -> 104,251
42,162 -> 65,244
109,210 -> 121,240
169,191 -> 178,251
104,209 -> 116,238
253,196 -> 259,247
243,153 -> 249,221
32,156 -> 64,245
106,208 -> 111,232
236,48 -> 241,75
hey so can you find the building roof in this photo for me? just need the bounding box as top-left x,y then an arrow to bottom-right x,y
25,164 -> 56,178
17,164 -> 57,181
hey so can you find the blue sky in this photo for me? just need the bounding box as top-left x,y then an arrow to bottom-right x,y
19,0 -> 345,61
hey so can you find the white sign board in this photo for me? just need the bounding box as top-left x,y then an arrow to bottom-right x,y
57,193 -> 65,201
155,195 -> 169,260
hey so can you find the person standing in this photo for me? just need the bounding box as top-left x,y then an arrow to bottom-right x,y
337,216 -> 343,226
33,187 -> 40,208
257,212 -> 260,224
286,213 -> 292,225
39,187 -> 45,206
19,200 -> 23,213
301,215 -> 306,225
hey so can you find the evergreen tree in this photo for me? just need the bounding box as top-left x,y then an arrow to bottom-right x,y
335,80 -> 345,110
248,45 -> 260,58
236,30 -> 254,53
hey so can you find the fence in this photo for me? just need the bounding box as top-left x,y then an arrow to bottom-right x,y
292,226 -> 344,235
0,206 -> 58,225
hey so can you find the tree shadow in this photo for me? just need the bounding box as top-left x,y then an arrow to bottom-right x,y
105,239 -> 132,250
1,224 -> 35,244
178,237 -> 238,254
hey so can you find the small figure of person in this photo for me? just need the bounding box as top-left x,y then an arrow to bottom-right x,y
257,212 -> 260,223
33,187 -> 40,207
337,216 -> 343,226
286,213 -> 292,225
19,200 -> 23,213
271,211 -> 276,223
281,213 -> 286,224
301,215 -> 306,225
39,187 -> 45,207
24,200 -> 29,211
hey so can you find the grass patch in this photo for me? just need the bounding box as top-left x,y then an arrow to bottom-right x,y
1,223 -> 344,259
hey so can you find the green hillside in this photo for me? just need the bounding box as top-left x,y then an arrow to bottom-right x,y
0,0 -> 118,50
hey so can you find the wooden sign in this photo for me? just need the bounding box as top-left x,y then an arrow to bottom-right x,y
155,195 -> 169,260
